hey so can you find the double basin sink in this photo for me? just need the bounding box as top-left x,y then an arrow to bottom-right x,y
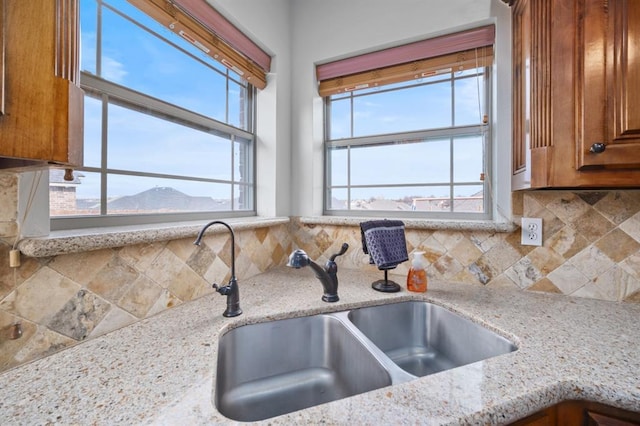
215,301 -> 517,422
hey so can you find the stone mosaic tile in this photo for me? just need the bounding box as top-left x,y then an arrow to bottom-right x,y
2,191 -> 640,374
504,257 -> 543,289
468,260 -> 493,284
47,289 -> 111,340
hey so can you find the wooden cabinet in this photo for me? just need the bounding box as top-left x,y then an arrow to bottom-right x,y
0,0 -> 83,169
511,400 -> 640,425
511,0 -> 640,190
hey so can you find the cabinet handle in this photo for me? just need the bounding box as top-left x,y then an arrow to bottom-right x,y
590,143 -> 606,153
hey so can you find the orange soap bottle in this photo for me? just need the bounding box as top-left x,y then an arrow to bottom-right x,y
407,251 -> 427,292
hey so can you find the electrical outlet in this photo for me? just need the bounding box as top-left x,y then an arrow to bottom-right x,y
521,217 -> 543,246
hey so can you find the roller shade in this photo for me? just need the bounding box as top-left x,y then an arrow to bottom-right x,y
317,25 -> 494,97
128,0 -> 271,89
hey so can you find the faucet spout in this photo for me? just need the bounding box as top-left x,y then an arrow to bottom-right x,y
194,221 -> 242,317
287,243 -> 349,302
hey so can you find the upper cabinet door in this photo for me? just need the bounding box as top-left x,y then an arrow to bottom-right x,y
578,0 -> 640,170
0,0 -> 83,169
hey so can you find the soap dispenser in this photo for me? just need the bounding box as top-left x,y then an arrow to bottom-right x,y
407,251 -> 427,292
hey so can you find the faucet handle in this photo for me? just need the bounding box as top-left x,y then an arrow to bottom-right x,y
329,243 -> 349,262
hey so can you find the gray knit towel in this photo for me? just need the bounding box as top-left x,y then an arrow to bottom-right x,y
360,220 -> 408,270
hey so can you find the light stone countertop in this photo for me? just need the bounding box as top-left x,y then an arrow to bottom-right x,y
0,267 -> 639,425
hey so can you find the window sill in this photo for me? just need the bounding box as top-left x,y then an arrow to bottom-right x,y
18,217 -> 290,258
299,216 -> 517,233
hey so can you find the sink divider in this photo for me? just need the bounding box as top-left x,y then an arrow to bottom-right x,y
326,311 -> 418,385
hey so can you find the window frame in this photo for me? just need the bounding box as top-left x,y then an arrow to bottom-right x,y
323,65 -> 493,220
50,0 -> 257,231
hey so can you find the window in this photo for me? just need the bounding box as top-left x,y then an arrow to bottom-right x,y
322,27 -> 493,219
50,0 -> 256,229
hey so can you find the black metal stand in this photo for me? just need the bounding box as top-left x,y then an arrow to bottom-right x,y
371,269 -> 401,293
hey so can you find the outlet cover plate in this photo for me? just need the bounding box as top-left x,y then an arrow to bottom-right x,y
521,217 -> 543,246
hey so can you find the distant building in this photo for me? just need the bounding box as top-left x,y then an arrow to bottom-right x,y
49,169 -> 84,215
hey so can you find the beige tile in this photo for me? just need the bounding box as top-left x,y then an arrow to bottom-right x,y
595,228 -> 640,263
167,265 -> 208,302
13,326 -> 75,365
118,242 -> 165,273
547,263 -> 590,295
88,305 -> 137,338
86,256 -> 139,303
544,192 -> 591,224
620,252 -> 640,280
49,249 -> 114,286
0,244 -> 41,302
118,275 -> 164,318
546,226 -> 590,260
417,235 -> 446,264
449,237 -> 483,267
0,311 -> 37,371
619,211 -> 640,243
527,246 -> 565,276
187,243 -> 216,277
486,274 -> 519,289
432,255 -> 463,280
145,249 -> 187,289
526,278 -> 563,294
573,209 -> 616,243
482,240 -> 522,274
594,191 -> 640,225
570,245 -> 616,280
432,230 -> 464,251
0,267 -> 81,323
147,289 -> 181,317
167,238 -> 197,262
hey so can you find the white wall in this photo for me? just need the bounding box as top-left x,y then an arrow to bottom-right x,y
287,0 -> 513,219
210,0 -> 293,217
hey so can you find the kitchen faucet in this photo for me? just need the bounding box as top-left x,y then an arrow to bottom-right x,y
193,220 -> 242,317
287,243 -> 349,302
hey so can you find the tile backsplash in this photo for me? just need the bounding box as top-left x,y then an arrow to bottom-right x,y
1,188 -> 640,373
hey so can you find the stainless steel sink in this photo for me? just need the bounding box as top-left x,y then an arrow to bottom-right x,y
215,301 -> 516,421
347,301 -> 517,377
215,314 -> 392,422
